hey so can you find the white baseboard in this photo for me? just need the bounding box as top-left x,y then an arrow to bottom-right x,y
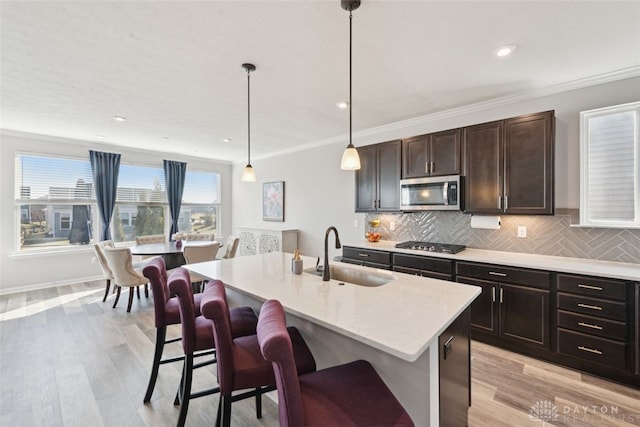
0,275 -> 103,296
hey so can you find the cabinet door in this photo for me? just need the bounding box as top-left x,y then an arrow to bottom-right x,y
430,129 -> 461,176
355,145 -> 377,212
439,308 -> 470,427
402,135 -> 429,179
504,111 -> 554,214
463,121 -> 504,214
457,276 -> 497,335
377,140 -> 402,212
499,283 -> 550,349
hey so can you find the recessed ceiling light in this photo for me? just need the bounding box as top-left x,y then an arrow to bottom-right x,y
96,135 -> 105,139
222,138 -> 231,142
190,150 -> 198,153
495,44 -> 516,57
112,115 -> 127,122
336,101 -> 349,109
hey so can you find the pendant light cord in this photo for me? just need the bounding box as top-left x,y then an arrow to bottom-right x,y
247,68 -> 251,166
349,9 -> 353,147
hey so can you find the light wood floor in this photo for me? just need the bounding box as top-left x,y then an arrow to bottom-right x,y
0,280 -> 638,427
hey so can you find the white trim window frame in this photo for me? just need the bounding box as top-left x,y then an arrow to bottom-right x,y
580,101 -> 640,228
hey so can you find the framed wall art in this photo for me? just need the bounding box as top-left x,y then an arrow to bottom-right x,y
263,181 -> 284,222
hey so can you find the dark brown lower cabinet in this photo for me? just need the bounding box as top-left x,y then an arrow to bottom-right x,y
439,307 -> 470,427
456,262 -> 551,351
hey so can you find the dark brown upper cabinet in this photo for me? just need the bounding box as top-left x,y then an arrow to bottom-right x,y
355,140 -> 402,213
402,129 -> 461,179
463,111 -> 555,215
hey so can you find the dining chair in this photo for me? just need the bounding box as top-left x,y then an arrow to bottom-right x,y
103,247 -> 150,312
200,281 -> 316,427
257,299 -> 414,427
219,236 -> 239,259
135,234 -> 166,244
184,232 -> 215,241
183,242 -> 221,292
93,240 -> 115,302
168,269 -> 259,427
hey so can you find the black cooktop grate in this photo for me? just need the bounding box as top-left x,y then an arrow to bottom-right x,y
395,241 -> 466,254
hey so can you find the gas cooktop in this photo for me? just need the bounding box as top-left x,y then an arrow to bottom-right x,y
395,241 -> 466,254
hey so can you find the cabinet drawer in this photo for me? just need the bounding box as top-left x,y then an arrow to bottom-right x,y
393,253 -> 453,275
557,328 -> 627,370
393,265 -> 452,281
557,293 -> 626,321
455,262 -> 550,289
342,247 -> 391,266
557,310 -> 626,341
557,274 -> 627,301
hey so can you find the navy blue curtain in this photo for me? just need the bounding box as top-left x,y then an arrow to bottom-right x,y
163,159 -> 187,238
89,150 -> 121,241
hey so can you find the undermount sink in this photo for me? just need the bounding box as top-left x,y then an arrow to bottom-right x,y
304,265 -> 395,287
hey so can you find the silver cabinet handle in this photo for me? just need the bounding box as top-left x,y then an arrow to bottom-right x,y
578,345 -> 603,355
489,271 -> 507,277
578,322 -> 603,330
358,253 -> 369,257
497,196 -> 502,209
491,287 -> 496,302
425,161 -> 429,173
430,162 -> 434,174
578,284 -> 603,291
504,195 -> 509,210
577,303 -> 602,311
499,288 -> 504,304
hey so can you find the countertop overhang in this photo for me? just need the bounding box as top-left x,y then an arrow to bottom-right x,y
346,240 -> 640,282
185,251 -> 480,362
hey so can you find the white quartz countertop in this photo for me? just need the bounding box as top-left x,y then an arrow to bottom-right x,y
185,252 -> 481,362
345,240 -> 640,282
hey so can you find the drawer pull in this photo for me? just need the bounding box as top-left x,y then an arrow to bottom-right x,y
577,303 -> 602,311
578,284 -> 603,291
491,287 -> 496,303
578,322 -> 603,330
488,271 -> 507,277
499,288 -> 504,304
357,253 -> 370,257
578,345 -> 603,355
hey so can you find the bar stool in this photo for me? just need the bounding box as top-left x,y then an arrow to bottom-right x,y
200,281 -> 316,427
257,299 -> 414,427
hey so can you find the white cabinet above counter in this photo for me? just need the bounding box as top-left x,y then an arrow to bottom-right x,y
344,240 -> 639,282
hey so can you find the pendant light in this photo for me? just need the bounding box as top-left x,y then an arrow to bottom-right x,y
241,63 -> 257,182
340,0 -> 361,170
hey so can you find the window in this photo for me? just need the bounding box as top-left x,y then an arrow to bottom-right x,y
580,101 -> 640,227
15,154 -> 95,250
15,153 -> 222,250
178,170 -> 221,237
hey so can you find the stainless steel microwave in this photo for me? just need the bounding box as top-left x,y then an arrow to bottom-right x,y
400,175 -> 462,211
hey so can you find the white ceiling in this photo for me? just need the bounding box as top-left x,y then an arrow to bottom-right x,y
1,1 -> 639,163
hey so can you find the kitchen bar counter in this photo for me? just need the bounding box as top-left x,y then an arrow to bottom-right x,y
186,251 -> 481,425
346,240 -> 640,282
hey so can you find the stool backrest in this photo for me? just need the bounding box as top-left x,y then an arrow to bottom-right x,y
142,257 -> 171,328
200,281 -> 236,394
256,300 -> 304,427
167,268 -> 197,353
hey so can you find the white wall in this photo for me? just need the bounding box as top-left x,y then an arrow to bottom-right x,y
0,133 -> 232,294
231,76 -> 640,258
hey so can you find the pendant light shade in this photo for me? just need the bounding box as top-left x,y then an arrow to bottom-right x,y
340,0 -> 361,170
241,63 -> 257,182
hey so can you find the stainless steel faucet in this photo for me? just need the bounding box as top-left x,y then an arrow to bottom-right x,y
323,226 -> 342,281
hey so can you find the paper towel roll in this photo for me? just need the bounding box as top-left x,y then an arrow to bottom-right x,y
470,215 -> 501,229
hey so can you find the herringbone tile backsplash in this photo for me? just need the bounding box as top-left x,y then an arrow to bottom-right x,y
365,210 -> 640,264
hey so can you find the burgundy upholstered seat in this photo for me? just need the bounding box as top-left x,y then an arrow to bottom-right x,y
257,299 -> 414,427
200,281 -> 316,427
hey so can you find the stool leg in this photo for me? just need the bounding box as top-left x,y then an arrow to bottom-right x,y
143,326 -> 166,403
145,283 -> 149,298
176,354 -> 193,427
255,387 -> 262,419
221,396 -> 232,427
112,286 -> 121,309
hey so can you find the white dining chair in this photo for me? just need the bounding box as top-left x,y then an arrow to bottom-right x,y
93,240 -> 115,302
184,232 -> 215,241
220,236 -> 240,259
183,242 -> 220,291
103,247 -> 150,312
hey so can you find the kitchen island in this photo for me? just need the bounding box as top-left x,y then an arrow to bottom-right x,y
185,251 -> 481,426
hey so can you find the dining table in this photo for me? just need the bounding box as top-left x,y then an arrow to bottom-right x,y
130,240 -> 221,269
